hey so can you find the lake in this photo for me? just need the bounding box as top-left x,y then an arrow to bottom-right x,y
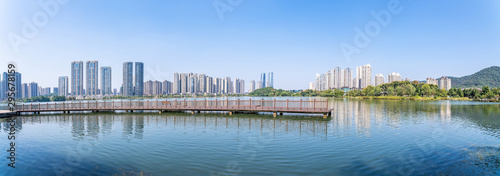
1,98 -> 499,175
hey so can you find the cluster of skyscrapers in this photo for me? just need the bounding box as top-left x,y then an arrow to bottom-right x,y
1,60 -> 273,100
171,73 -> 245,95
0,72 -> 60,100
248,72 -> 274,92
313,64 -> 370,91
311,64 -> 452,91
59,61 -> 115,97
426,77 -> 452,90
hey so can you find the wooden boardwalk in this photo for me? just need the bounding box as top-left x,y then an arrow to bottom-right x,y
15,99 -> 333,118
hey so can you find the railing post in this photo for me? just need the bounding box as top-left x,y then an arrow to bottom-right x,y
226,99 -> 229,108
300,99 -> 302,110
313,99 -> 316,110
130,100 -> 132,108
215,99 -> 217,109
156,99 -> 158,108
147,100 -> 149,109
261,99 -> 264,109
249,98 -> 251,109
286,99 -> 289,110
184,99 -> 186,107
194,99 -> 196,109
121,100 -> 123,108
326,100 -> 328,111
47,103 -> 48,110
88,101 -> 90,109
175,99 -> 178,108
238,99 -> 240,109
39,103 -> 40,110
273,99 -> 276,109
205,99 -> 207,108
63,102 -> 64,110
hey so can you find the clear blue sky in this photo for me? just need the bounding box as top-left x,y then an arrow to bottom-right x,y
1,0 -> 499,90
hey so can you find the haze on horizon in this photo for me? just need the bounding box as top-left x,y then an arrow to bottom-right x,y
0,0 -> 499,90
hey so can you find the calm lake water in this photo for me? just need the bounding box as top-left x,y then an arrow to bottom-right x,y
1,98 -> 500,175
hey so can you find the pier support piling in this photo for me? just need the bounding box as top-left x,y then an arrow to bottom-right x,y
273,112 -> 277,117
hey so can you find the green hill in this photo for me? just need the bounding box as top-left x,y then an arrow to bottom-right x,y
450,66 -> 500,88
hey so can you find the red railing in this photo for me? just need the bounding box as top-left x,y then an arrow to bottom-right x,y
16,99 -> 330,112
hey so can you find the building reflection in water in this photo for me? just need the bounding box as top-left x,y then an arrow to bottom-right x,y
328,99 -> 455,137
440,101 -> 451,122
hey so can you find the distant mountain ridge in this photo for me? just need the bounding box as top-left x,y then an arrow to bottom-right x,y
449,66 -> 500,88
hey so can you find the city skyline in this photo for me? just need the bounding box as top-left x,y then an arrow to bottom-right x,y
0,1 -> 499,90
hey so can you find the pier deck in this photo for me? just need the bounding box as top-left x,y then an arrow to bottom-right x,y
14,99 -> 333,117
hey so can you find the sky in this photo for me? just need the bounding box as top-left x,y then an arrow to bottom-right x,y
0,0 -> 499,90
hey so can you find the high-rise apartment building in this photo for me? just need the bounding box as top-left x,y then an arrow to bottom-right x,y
122,62 -> 134,96
41,87 -> 51,95
268,72 -> 274,88
309,82 -> 314,90
100,66 -> 112,95
257,81 -> 263,90
173,72 -> 180,94
162,80 -> 172,94
53,87 -> 59,95
71,61 -> 84,96
343,68 -> 352,88
153,81 -> 162,95
327,70 -> 333,89
1,72 -> 22,100
206,76 -> 213,94
315,73 -> 321,91
387,72 -> 402,83
333,67 -> 342,89
260,73 -> 266,88
235,78 -> 245,94
374,74 -> 385,86
134,62 -> 144,96
21,83 -> 29,98
29,82 -> 38,98
426,78 -> 438,85
144,80 -> 153,95
439,77 -> 452,90
86,61 -> 99,96
58,76 -> 69,96
356,64 -> 372,89
181,73 -> 188,94
215,77 -> 222,94
198,74 -> 206,93
249,80 -> 255,92
316,73 -> 327,91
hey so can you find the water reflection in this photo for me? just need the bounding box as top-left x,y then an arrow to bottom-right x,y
1,100 -> 500,175
2,100 -> 499,139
